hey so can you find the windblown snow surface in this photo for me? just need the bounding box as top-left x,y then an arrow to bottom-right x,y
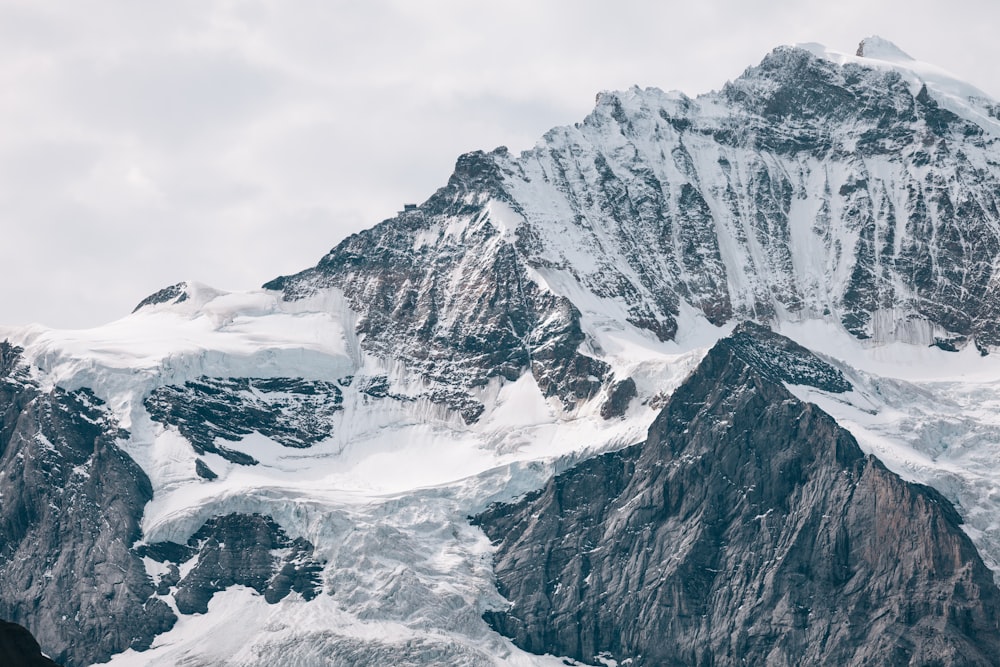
4,37 -> 1000,666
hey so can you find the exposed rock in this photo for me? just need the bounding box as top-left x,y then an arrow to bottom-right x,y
0,345 -> 175,667
599,377 -> 637,419
145,376 -> 344,465
141,513 -> 324,615
474,332 -> 1000,666
132,282 -> 188,312
263,147 -> 610,418
194,458 -> 218,480
726,320 -> 852,392
932,335 -> 967,352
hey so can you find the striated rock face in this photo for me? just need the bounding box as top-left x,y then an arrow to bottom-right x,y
265,42 -> 1000,429
264,149 -> 610,419
474,330 -> 1000,666
0,342 -> 175,667
513,47 -> 1000,349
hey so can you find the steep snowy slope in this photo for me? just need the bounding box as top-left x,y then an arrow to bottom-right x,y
3,36 -> 1000,666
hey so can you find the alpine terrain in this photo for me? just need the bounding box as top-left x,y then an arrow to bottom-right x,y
3,36 -> 1000,666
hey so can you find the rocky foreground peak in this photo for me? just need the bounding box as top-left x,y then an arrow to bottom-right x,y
474,329 -> 1000,666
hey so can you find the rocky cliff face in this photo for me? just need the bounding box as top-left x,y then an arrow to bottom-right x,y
502,43 -> 1000,349
264,149 -> 611,421
474,328 -> 1000,666
138,513 -> 324,614
0,344 -> 331,667
0,342 -> 175,667
266,40 -> 1000,425
145,376 -> 346,465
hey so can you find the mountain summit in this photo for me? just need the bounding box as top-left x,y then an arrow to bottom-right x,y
855,35 -> 914,60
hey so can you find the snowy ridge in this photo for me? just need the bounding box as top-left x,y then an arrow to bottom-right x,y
800,36 -> 1000,137
492,42 -> 1000,350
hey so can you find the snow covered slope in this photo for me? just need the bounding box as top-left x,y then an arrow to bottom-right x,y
4,37 -> 1000,666
0,280 -> 703,666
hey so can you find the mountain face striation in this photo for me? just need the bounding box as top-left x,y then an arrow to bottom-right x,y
475,325 -> 1000,666
3,36 -> 1000,666
267,36 -> 1000,420
0,342 -> 175,666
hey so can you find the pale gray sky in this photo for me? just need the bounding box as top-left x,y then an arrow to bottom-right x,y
2,0 -> 997,328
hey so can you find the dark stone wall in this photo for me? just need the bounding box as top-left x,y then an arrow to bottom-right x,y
475,332 -> 1000,666
0,343 -> 175,667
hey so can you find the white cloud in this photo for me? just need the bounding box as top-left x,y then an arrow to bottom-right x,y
1,0 -> 998,327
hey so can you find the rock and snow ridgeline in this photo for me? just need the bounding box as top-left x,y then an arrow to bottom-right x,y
3,37 -> 1000,665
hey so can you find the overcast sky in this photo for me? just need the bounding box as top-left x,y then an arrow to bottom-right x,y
2,0 -> 998,328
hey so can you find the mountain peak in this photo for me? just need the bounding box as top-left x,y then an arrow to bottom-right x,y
476,329 -> 1000,665
855,35 -> 914,61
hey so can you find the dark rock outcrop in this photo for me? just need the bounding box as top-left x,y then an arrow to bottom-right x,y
145,376 -> 344,465
0,619 -> 61,667
132,281 -> 189,312
140,513 -> 324,615
194,457 -> 218,480
474,332 -> 1000,666
599,376 -> 637,419
0,342 -> 175,667
726,320 -> 852,392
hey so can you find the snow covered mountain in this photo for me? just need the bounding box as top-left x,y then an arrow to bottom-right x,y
4,36 -> 1000,665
